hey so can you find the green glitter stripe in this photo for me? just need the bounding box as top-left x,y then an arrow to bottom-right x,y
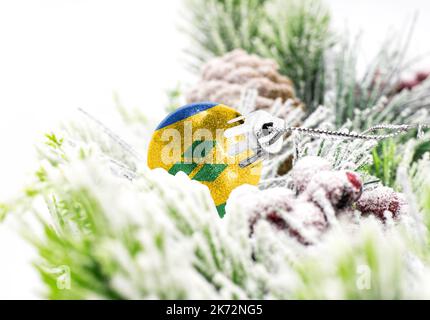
183,140 -> 216,160
216,203 -> 226,218
168,163 -> 197,175
192,163 -> 228,182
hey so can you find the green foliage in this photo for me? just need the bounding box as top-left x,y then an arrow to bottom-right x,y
293,223 -> 407,299
45,133 -> 63,149
423,186 -> 430,244
184,0 -> 332,112
364,131 -> 430,190
22,152 -> 259,299
184,0 -> 269,68
22,153 -> 430,299
408,154 -> 430,248
3,0 -> 430,300
185,0 -> 429,127
366,140 -> 401,188
0,203 -> 7,222
35,166 -> 48,183
165,84 -> 183,113
257,0 -> 331,111
328,21 -> 419,128
113,92 -> 149,125
34,189 -> 126,300
6,105 -> 429,299
413,140 -> 430,162
328,37 -> 359,127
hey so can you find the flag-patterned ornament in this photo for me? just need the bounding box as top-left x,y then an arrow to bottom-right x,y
147,102 -> 262,217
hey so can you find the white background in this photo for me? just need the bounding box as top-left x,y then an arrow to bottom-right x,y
0,0 -> 429,299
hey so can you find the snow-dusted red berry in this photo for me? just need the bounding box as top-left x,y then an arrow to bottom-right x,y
246,187 -> 327,245
346,171 -> 362,191
416,71 -> 430,82
396,70 -> 430,92
356,186 -> 406,221
291,156 -> 332,192
303,170 -> 363,210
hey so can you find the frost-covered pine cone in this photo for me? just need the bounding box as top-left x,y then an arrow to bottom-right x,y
187,49 -> 300,111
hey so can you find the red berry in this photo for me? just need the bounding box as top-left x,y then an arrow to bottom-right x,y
303,170 -> 363,210
396,71 -> 430,92
246,188 -> 327,245
346,171 -> 362,190
291,156 -> 332,192
415,71 -> 430,82
356,186 -> 405,221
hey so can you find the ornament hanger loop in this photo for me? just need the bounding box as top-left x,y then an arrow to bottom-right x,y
225,110 -> 429,168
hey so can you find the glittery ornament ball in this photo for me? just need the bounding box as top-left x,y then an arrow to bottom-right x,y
147,102 -> 262,217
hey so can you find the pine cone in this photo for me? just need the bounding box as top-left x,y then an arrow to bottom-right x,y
187,49 -> 298,110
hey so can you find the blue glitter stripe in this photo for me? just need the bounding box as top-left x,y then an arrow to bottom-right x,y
155,102 -> 218,130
